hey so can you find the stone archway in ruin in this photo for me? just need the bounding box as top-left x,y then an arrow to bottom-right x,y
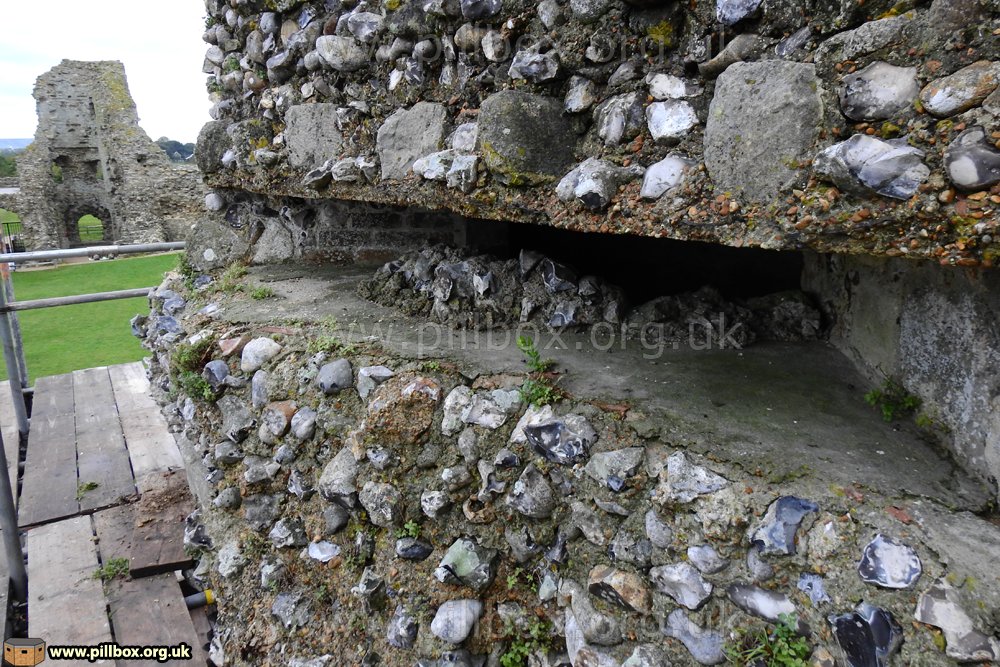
62,203 -> 111,247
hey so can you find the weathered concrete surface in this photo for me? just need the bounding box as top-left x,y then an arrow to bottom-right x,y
10,60 -> 205,249
223,263 -> 991,511
804,253 -> 1000,500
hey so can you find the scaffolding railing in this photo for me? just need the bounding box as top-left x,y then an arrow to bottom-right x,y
0,240 -> 185,602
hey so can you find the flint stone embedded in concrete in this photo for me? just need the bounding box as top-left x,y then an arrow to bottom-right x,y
461,0 -> 501,19
395,537 -> 433,561
858,534 -> 921,589
587,565 -> 651,614
272,591 -> 312,629
251,370 -> 269,409
317,358 -> 353,394
641,156 -> 694,200
506,464 -> 556,519
564,581 -> 622,646
307,540 -> 340,563
727,583 -> 800,627
661,609 -> 725,665
647,73 -> 701,100
434,537 -> 497,591
214,486 -> 242,510
387,605 -> 419,649
243,494 -> 281,532
359,481 -> 403,527
431,599 -> 483,644
241,338 -> 282,373
595,92 -> 645,146
656,451 -> 728,503
584,447 -> 644,487
269,518 -> 307,548
202,359 -> 229,391
556,158 -> 644,211
716,0 -> 761,25
218,395 -> 254,443
646,101 -> 698,144
649,562 -> 713,610
839,62 -> 919,122
750,495 -> 819,556
376,102 -> 447,180
508,48 -> 559,83
290,407 -> 316,440
798,573 -> 831,605
645,509 -> 673,548
315,35 -> 368,72
565,76 -> 598,113
945,126 -> 1000,191
421,489 -> 451,518
284,104 -> 344,169
704,61 -> 823,201
188,219 -> 250,272
571,500 -> 608,546
523,414 -> 597,464
813,134 -> 929,200
920,60 -> 1000,118
608,527 -> 651,572
829,602 -> 903,667
478,90 -> 577,186
687,544 -> 729,574
914,579 -> 1000,663
318,447 -> 359,507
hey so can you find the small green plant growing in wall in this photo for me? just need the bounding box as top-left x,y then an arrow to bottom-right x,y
178,371 -> 215,402
724,614 -> 811,667
499,618 -> 551,667
216,263 -> 249,294
395,520 -> 421,540
250,286 -> 275,300
516,335 -> 559,407
864,378 -> 921,422
516,335 -> 553,373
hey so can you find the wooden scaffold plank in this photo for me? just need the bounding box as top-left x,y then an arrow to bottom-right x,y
27,516 -> 113,665
19,374 -> 77,527
73,368 -> 136,512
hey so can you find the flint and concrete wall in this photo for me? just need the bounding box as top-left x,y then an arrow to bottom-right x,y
191,0 -> 1000,493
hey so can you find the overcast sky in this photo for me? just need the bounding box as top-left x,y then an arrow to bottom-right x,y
0,0 -> 210,143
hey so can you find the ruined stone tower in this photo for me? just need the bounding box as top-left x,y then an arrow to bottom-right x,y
13,60 -> 204,249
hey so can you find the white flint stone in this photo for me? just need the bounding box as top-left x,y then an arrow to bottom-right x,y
640,156 -> 694,200
646,101 -> 699,143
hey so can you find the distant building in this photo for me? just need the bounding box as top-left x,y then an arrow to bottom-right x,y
7,60 -> 205,250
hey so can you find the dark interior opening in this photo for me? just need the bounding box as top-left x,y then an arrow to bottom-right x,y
465,218 -> 804,303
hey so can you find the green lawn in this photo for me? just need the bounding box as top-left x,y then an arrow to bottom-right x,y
0,253 -> 180,381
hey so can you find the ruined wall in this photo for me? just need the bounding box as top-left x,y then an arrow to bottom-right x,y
14,60 -> 206,249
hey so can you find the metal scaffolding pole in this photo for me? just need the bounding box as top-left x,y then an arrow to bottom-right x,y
0,264 -> 28,438
0,429 -> 25,602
